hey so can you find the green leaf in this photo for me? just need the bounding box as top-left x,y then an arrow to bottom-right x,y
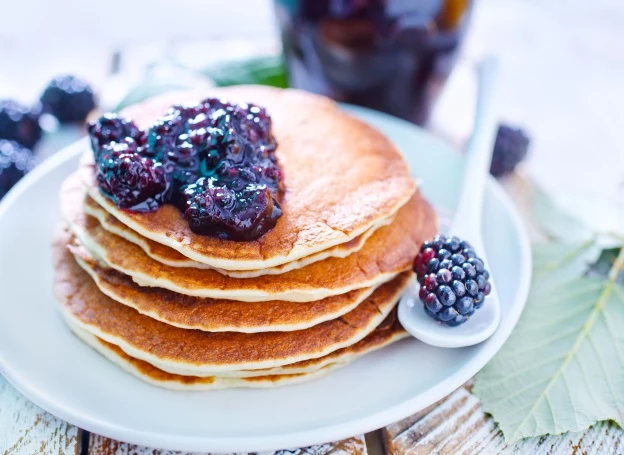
115,81 -> 196,112
113,64 -> 215,112
532,186 -> 594,243
533,186 -> 624,248
201,56 -> 289,88
474,243 -> 624,442
114,56 -> 289,112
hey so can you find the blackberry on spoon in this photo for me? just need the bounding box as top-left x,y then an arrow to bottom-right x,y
414,235 -> 491,326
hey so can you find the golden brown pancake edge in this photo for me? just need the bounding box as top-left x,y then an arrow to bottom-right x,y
81,85 -> 417,270
53,233 -> 413,374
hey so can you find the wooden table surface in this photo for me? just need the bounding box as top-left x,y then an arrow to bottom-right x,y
4,375 -> 623,454
1,0 -> 623,453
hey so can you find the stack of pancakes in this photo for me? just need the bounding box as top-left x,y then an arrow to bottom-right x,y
53,86 -> 437,390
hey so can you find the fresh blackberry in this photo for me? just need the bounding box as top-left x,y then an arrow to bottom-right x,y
489,124 -> 530,177
181,177 -> 282,240
0,140 -> 36,199
96,148 -> 170,211
413,235 -> 492,326
40,75 -> 96,124
0,100 -> 42,149
88,114 -> 145,158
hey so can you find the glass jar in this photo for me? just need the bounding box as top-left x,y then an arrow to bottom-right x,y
275,0 -> 472,125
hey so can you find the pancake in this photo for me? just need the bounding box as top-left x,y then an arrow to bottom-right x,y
63,242 -> 409,381
66,315 -> 408,389
80,85 -> 416,271
63,175 -> 436,302
53,236 -> 412,374
70,236 -> 405,333
68,323 -> 336,390
83,191 -> 394,277
244,306 -> 409,378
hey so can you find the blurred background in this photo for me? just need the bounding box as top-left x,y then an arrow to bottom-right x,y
0,0 -> 623,204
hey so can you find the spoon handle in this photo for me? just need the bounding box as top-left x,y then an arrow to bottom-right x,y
451,57 -> 500,239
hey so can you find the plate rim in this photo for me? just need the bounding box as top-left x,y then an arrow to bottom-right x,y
0,105 -> 532,452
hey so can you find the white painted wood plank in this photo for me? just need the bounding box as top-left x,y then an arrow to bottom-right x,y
88,433 -> 368,455
383,385 -> 624,454
0,375 -> 80,454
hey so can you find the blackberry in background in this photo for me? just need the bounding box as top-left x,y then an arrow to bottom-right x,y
0,100 -> 42,149
40,75 -> 96,124
0,140 -> 36,199
490,124 -> 530,177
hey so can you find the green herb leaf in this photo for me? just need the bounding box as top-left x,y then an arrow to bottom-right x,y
532,186 -> 624,247
532,186 -> 594,243
201,56 -> 288,88
114,56 -> 289,112
474,242 -> 624,442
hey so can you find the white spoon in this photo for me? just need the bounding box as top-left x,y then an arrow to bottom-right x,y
398,57 -> 502,348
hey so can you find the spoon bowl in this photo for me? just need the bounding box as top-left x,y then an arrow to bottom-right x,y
398,232 -> 502,347
399,57 -> 504,348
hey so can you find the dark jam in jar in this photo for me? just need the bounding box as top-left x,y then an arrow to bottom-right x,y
275,0 -> 472,125
87,100 -> 284,241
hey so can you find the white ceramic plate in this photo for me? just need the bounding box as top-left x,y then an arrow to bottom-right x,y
0,105 -> 531,452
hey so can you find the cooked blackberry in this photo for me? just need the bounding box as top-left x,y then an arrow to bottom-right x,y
146,103 -> 220,186
490,124 -> 530,177
413,235 -> 492,326
88,114 -> 145,158
92,98 -> 283,240
182,178 -> 281,240
96,148 -> 170,211
0,100 -> 42,149
40,75 -> 96,124
0,140 -> 36,199
229,102 -> 275,148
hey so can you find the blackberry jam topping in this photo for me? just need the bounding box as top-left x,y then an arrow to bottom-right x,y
88,114 -> 146,157
96,145 -> 170,212
87,98 -> 283,241
179,177 -> 281,241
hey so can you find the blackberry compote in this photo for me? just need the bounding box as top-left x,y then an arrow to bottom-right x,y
180,178 -> 281,240
0,140 -> 36,199
87,98 -> 284,241
0,100 -> 42,149
95,142 -> 170,211
413,235 -> 492,326
88,114 -> 145,158
40,75 -> 96,124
